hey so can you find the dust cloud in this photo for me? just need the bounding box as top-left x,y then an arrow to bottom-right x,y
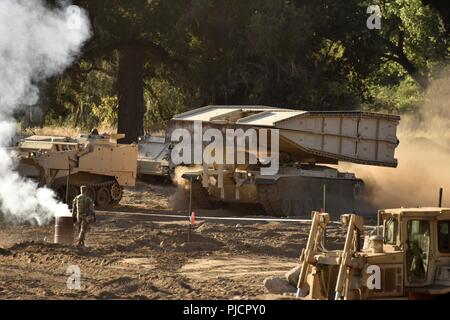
170,166 -> 202,210
343,71 -> 450,209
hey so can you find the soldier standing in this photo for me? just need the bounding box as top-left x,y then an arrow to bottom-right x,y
72,185 -> 96,247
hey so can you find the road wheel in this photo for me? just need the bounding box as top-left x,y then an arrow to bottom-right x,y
95,186 -> 111,208
110,182 -> 123,204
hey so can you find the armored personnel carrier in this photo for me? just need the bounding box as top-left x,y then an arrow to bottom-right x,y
165,105 -> 400,216
16,133 -> 137,208
137,135 -> 171,180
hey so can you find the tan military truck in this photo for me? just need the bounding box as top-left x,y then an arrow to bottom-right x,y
294,208 -> 450,299
16,133 -> 137,208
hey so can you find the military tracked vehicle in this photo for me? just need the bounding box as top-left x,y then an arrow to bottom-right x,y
164,105 -> 400,216
137,135 -> 171,180
294,208 -> 450,299
16,133 -> 137,208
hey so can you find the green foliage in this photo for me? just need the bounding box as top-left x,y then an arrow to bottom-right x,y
387,0 -> 447,68
362,77 -> 421,113
144,78 -> 189,131
358,0 -> 448,112
45,58 -> 117,129
91,96 -> 118,127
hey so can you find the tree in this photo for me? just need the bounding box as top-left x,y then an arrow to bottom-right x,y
422,0 -> 450,34
355,0 -> 448,90
40,0 -> 449,133
174,0 -> 370,109
70,0 -> 190,143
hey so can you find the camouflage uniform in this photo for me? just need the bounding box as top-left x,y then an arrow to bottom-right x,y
72,186 -> 96,247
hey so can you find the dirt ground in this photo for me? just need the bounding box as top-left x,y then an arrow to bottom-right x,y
0,182 -> 372,300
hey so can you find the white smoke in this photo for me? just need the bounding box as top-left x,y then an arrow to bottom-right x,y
0,0 -> 91,225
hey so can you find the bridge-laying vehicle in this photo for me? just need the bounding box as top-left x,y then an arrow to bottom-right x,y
159,105 -> 400,216
293,208 -> 450,299
16,133 -> 138,208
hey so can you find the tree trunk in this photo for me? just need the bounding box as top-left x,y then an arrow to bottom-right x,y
388,31 -> 429,90
117,45 -> 144,144
397,52 -> 429,90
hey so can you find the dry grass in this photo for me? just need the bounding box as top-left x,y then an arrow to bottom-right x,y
148,129 -> 165,137
22,126 -> 116,137
20,126 -> 165,139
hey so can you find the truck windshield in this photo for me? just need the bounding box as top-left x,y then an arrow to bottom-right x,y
406,220 -> 430,283
384,218 -> 398,245
438,221 -> 450,253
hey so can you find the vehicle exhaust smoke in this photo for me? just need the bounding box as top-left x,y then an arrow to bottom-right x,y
344,71 -> 450,209
0,0 -> 91,225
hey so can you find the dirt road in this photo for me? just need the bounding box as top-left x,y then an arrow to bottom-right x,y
0,182 -> 354,300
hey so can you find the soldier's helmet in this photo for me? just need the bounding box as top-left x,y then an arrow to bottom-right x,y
80,185 -> 87,194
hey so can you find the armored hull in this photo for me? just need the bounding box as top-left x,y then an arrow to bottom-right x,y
140,105 -> 400,216
17,133 -> 137,208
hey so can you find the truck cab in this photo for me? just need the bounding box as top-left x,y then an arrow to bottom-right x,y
295,208 -> 450,300
378,207 -> 450,297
